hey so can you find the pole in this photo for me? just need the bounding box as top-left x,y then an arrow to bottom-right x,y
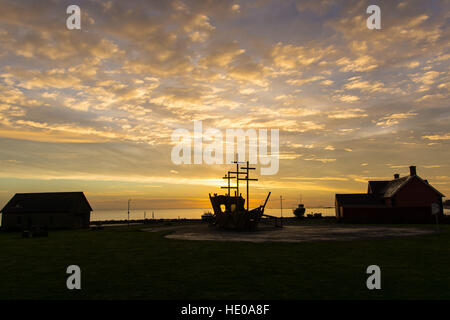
236,157 -> 239,201
128,199 -> 131,227
280,195 -> 283,227
226,171 -> 232,196
235,154 -> 239,212
432,203 -> 440,232
246,161 -> 249,211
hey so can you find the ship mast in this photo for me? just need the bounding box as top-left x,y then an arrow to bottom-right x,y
222,155 -> 258,212
219,154 -> 259,212
241,161 -> 257,211
230,154 -> 245,210
221,171 -> 236,196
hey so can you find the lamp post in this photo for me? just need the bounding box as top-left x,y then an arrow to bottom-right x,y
280,195 -> 284,227
128,199 -> 131,227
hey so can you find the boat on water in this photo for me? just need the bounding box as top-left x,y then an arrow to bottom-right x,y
293,203 -> 306,218
209,159 -> 271,230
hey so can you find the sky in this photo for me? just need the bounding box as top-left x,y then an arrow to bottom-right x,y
0,0 -> 449,210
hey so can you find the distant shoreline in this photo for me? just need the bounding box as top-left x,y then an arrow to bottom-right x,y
90,207 -> 338,221
89,216 -> 340,226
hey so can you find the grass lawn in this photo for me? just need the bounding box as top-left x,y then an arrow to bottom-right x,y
0,223 -> 449,300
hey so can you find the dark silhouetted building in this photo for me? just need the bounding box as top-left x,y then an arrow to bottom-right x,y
1,192 -> 92,230
335,166 -> 445,223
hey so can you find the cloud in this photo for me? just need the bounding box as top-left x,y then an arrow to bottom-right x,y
286,76 -> 325,86
344,78 -> 384,92
376,112 -> 418,127
184,14 -> 215,42
304,157 -> 336,163
271,42 -> 334,71
336,56 -> 378,73
320,80 -> 334,86
335,95 -> 360,103
282,176 -> 349,181
226,54 -> 269,86
422,134 -> 450,141
328,108 -> 368,119
199,41 -> 245,68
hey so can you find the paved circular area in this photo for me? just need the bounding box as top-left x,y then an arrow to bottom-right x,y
142,224 -> 435,243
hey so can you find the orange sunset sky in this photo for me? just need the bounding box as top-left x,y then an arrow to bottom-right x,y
0,0 -> 449,210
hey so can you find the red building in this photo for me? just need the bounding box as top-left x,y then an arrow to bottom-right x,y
335,166 -> 445,223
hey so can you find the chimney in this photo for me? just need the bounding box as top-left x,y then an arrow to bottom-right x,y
394,174 -> 400,179
409,165 -> 417,176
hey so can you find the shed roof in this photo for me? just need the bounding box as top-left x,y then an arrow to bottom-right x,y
335,194 -> 385,207
0,192 -> 92,214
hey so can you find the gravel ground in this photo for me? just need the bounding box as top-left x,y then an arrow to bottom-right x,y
141,223 -> 435,243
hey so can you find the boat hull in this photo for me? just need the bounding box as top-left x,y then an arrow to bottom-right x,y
209,194 -> 264,230
293,205 -> 306,218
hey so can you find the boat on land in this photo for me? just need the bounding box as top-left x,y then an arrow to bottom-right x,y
201,211 -> 214,222
306,212 -> 323,219
209,159 -> 271,230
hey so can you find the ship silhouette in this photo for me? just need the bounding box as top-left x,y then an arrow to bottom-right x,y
293,204 -> 306,218
209,159 -> 271,230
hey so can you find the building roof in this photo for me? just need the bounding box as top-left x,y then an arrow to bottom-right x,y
337,167 -> 445,208
335,194 -> 385,207
0,192 -> 92,214
368,181 -> 390,194
368,175 -> 445,198
381,176 -> 410,198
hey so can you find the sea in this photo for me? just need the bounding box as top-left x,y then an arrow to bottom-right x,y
90,207 -> 337,221
0,208 -> 449,225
